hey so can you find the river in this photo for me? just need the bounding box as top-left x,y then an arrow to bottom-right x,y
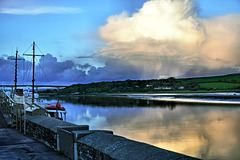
41,95 -> 240,160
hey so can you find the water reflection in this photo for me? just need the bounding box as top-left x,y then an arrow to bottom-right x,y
59,95 -> 177,109
42,96 -> 240,160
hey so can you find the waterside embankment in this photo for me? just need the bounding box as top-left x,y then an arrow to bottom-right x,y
0,92 -> 200,160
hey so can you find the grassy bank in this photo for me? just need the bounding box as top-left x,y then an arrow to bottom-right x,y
39,73 -> 240,95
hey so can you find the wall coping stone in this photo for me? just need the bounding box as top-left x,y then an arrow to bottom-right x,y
79,132 -> 200,160
26,115 -> 78,133
57,125 -> 89,133
74,130 -> 113,140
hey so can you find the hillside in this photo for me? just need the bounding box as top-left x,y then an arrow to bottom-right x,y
41,73 -> 240,95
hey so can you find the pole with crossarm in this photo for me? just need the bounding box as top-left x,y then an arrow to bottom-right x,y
23,41 -> 44,104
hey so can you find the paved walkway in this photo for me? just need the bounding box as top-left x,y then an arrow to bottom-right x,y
0,111 -> 69,160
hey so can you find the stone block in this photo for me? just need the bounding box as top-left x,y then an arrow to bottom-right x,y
58,125 -> 89,160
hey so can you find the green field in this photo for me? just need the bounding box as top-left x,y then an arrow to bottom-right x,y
199,82 -> 240,90
184,74 -> 240,83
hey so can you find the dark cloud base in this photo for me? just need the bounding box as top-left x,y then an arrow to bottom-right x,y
0,53 -> 239,85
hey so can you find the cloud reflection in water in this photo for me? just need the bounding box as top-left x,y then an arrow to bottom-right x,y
44,97 -> 240,160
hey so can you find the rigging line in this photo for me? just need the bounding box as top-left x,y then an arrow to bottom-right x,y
38,63 -> 51,85
17,61 -> 25,85
42,55 -> 44,80
5,57 -> 14,85
17,63 -> 22,83
27,61 -> 33,85
26,64 -> 32,85
35,44 -> 45,55
22,58 -> 25,83
7,62 -> 15,85
21,63 -> 28,84
37,57 -> 43,85
20,57 -> 28,84
21,61 -> 31,85
36,59 -> 41,85
22,44 -> 33,55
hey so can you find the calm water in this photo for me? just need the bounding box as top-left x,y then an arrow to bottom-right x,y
42,96 -> 240,160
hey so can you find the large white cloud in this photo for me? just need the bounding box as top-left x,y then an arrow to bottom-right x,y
98,0 -> 240,79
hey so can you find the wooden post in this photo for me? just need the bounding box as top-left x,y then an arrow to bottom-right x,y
16,104 -> 18,129
24,104 -> 26,135
19,106 -> 22,132
8,100 -> 11,120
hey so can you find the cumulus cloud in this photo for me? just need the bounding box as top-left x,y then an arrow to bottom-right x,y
0,58 -> 15,82
38,54 -> 85,83
97,0 -> 240,79
0,54 -> 86,84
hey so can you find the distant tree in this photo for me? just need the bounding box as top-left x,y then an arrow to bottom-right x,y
167,77 -> 176,83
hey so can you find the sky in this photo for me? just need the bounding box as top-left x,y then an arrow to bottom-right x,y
0,0 -> 240,85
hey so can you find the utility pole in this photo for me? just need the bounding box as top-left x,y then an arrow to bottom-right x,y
23,42 -> 44,104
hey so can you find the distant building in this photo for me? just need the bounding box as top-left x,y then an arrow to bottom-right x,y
71,92 -> 80,95
146,84 -> 152,88
162,87 -> 172,90
154,86 -> 172,90
178,86 -> 184,90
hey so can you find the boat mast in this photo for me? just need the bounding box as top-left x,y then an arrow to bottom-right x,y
32,42 -> 35,104
23,41 -> 44,104
14,48 -> 18,90
8,48 -> 25,91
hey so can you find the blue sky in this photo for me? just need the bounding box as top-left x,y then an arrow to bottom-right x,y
198,0 -> 240,17
0,0 -> 148,62
0,0 -> 240,84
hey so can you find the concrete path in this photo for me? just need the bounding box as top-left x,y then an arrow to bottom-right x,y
0,111 -> 69,160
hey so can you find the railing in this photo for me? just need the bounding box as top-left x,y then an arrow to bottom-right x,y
0,90 -> 25,132
0,90 -> 67,134
0,90 -> 51,134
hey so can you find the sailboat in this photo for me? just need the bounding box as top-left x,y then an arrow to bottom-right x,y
8,41 -> 66,119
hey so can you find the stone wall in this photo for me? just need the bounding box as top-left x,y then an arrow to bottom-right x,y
25,116 -> 58,149
23,115 -> 87,149
8,114 -> 200,160
77,132 -> 199,160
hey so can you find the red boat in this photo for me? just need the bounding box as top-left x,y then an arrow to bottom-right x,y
45,102 -> 66,120
45,103 -> 65,111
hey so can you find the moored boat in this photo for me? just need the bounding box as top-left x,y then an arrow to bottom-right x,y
5,41 -> 67,120
45,103 -> 65,111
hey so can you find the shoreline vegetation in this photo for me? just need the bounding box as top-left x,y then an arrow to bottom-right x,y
39,73 -> 240,105
40,73 -> 240,95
